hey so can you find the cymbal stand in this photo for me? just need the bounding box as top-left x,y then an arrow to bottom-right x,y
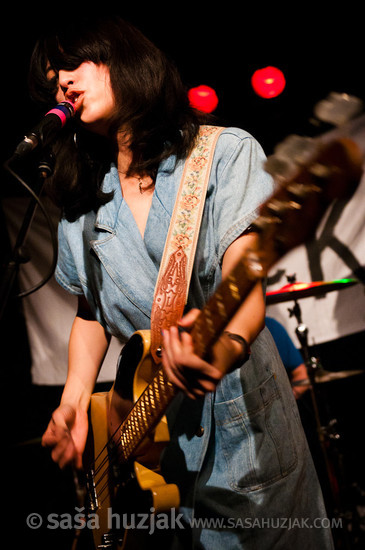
288,298 -> 355,548
289,301 -> 337,483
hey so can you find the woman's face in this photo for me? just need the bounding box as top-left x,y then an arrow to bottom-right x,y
56,62 -> 116,135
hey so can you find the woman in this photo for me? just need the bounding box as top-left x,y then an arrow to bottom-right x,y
32,15 -> 333,549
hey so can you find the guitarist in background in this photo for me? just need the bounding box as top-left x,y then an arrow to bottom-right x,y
30,15 -> 334,549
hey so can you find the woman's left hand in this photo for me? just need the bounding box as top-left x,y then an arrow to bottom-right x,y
161,233 -> 264,399
161,309 -> 228,399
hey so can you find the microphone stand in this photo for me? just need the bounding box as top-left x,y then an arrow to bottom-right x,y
0,150 -> 55,321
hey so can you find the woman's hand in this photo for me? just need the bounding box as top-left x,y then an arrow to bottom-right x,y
42,298 -> 110,469
161,309 -> 242,399
162,233 -> 265,399
42,403 -> 89,469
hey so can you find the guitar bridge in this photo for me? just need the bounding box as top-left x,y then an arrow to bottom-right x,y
85,469 -> 99,512
97,533 -> 123,549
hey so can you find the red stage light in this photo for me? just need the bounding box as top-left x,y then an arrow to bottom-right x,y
251,66 -> 286,98
188,85 -> 219,113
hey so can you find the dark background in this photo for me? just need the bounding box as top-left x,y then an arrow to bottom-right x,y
1,6 -> 364,171
1,7 -> 364,549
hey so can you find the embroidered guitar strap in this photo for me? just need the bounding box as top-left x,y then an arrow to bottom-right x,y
150,125 -> 224,363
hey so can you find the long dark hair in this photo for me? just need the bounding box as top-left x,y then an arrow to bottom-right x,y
28,16 -> 205,221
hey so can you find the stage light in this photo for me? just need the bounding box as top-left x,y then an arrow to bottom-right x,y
251,66 -> 286,98
188,85 -> 219,113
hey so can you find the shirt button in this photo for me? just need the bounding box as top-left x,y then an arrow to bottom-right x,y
196,426 -> 204,437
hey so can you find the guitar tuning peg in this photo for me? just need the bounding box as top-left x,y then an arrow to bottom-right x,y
274,134 -> 316,164
287,182 -> 321,199
251,214 -> 279,233
264,134 -> 316,180
265,198 -> 288,214
264,155 -> 297,180
313,92 -> 363,126
266,198 -> 301,217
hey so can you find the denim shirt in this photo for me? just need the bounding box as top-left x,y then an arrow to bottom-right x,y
55,128 -> 332,548
55,127 -> 274,338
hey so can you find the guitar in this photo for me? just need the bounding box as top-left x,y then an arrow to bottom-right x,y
81,131 -> 362,549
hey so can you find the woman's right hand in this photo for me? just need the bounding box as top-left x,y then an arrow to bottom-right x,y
42,403 -> 89,469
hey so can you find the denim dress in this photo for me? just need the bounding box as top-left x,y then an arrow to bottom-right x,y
55,127 -> 334,549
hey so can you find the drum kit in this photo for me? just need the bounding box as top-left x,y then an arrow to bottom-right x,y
267,275 -> 364,545
266,276 -> 363,385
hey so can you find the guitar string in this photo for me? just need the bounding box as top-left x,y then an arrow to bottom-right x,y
86,314 -> 213,508
89,368 -> 164,473
85,310 -> 219,509
85,366 -> 173,506
90,277 -> 282,508
88,282 -> 234,482
92,266 -> 282,506
87,325 -> 226,511
88,414 -> 164,508
86,277 -> 226,507
84,411 -> 148,508
93,389 -> 174,509
91,371 -> 163,476
91,401 -> 161,505
83,398 -> 144,504
86,305 -> 233,514
95,375 -> 172,482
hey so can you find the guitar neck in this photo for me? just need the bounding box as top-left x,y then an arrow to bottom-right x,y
118,135 -> 363,462
191,249 -> 265,358
118,365 -> 177,462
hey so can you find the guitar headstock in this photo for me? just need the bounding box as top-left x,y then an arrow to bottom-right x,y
191,94 -> 363,359
250,94 -> 363,270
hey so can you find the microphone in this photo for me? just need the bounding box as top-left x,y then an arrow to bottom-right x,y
12,101 -> 75,159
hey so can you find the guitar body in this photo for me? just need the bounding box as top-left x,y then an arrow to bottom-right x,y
86,330 -> 180,549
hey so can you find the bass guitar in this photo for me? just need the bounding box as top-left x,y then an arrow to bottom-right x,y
81,121 -> 362,549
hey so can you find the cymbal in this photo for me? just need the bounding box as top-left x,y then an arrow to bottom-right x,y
266,278 -> 358,304
292,368 -> 364,386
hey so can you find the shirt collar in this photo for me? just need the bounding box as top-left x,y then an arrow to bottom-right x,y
94,164 -> 122,232
94,157 -> 178,233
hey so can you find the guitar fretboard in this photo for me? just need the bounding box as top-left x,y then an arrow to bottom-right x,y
119,367 -> 177,462
191,255 -> 264,358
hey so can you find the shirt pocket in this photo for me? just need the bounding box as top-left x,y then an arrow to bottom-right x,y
214,373 -> 298,493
